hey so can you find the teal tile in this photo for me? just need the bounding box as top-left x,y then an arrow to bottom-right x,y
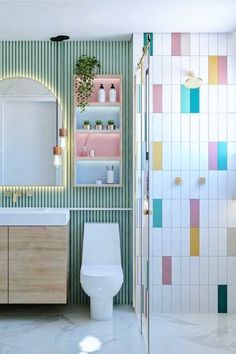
218,142 -> 227,170
218,285 -> 227,313
153,199 -> 162,228
181,85 -> 190,113
190,88 -> 200,113
144,32 -> 153,56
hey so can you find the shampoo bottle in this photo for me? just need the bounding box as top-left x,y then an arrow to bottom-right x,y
98,84 -> 105,103
109,84 -> 117,103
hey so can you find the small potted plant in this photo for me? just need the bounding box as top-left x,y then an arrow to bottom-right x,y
107,120 -> 115,130
83,120 -> 91,130
95,120 -> 103,130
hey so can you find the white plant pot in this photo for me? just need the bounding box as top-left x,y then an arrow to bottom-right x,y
96,125 -> 102,130
107,125 -> 114,130
83,125 -> 90,130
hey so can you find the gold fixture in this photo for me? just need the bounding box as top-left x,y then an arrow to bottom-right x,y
4,190 -> 12,198
13,191 -> 21,204
175,177 -> 183,185
26,189 -> 33,198
184,71 -> 203,89
198,177 -> 206,185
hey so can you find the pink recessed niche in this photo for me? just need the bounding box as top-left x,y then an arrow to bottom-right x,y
76,133 -> 120,158
88,76 -> 121,103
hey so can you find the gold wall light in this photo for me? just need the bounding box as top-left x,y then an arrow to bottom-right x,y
175,177 -> 183,185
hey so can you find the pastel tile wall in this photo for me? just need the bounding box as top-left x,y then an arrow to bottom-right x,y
133,32 -> 236,313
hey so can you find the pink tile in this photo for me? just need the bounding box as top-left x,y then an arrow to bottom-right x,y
190,199 -> 199,227
162,256 -> 172,285
153,84 -> 162,113
208,142 -> 218,170
171,33 -> 181,56
218,56 -> 227,84
76,133 -> 120,158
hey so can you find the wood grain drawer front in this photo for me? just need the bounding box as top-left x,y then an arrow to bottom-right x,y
9,226 -> 68,304
0,227 -> 8,304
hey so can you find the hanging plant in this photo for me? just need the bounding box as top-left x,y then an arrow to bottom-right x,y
74,55 -> 101,112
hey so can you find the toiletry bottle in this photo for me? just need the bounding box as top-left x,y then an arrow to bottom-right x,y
109,84 -> 117,103
98,84 -> 105,103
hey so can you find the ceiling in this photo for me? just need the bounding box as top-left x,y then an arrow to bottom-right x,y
0,0 -> 236,40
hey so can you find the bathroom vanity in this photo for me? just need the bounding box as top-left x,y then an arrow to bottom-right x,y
0,208 -> 70,304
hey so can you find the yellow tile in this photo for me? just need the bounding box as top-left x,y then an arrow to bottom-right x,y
190,228 -> 200,256
153,142 -> 162,170
208,56 -> 218,84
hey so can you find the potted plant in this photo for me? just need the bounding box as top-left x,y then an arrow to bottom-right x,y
83,120 -> 91,130
74,55 -> 101,112
95,120 -> 103,130
107,120 -> 115,130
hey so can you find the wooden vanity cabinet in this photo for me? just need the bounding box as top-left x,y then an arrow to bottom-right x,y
0,227 -> 8,303
0,225 -> 69,304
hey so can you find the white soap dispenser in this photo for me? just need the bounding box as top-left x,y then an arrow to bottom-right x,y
109,84 -> 117,103
98,84 -> 105,103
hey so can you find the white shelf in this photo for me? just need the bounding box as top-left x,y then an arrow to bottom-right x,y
76,129 -> 121,134
87,102 -> 121,107
76,157 -> 121,161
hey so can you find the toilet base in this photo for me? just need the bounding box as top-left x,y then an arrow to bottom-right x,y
90,298 -> 113,321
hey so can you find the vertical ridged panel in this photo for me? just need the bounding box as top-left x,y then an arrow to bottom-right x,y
0,41 -> 132,305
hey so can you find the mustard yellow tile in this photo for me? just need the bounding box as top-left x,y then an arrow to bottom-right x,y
190,228 -> 200,256
153,142 -> 162,170
208,56 -> 218,84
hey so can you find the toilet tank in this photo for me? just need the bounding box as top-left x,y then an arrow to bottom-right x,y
82,223 -> 121,266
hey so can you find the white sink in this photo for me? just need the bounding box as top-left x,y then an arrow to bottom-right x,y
0,208 -> 70,226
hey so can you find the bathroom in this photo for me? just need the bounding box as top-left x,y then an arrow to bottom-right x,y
0,1 -> 236,354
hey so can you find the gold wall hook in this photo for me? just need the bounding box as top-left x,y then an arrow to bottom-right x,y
198,177 -> 206,185
175,177 -> 183,185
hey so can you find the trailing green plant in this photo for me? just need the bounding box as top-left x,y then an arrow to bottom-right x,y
74,55 -> 101,112
83,120 -> 91,126
95,120 -> 103,125
107,120 -> 114,125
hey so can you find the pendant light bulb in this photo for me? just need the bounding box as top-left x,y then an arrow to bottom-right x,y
59,128 -> 67,150
53,145 -> 62,168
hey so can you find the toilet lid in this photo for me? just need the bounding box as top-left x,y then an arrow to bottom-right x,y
81,265 -> 123,277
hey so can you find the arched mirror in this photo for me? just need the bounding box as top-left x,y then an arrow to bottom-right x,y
0,78 -> 63,186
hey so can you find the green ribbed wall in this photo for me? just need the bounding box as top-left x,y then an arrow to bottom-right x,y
0,41 -> 132,304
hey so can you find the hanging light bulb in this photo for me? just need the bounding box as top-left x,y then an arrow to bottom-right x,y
53,145 -> 62,167
59,127 -> 67,150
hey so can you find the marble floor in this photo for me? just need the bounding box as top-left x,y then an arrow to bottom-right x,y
150,313 -> 236,354
0,305 -> 146,354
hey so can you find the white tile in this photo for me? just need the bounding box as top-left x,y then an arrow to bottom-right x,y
228,199 -> 236,227
218,257 -> 227,284
181,257 -> 190,284
163,113 -> 171,141
151,228 -> 162,256
209,285 -> 217,313
152,285 -> 163,313
200,285 -> 209,313
218,87 -> 227,114
190,142 -> 199,170
190,33 -> 199,55
162,286 -> 172,313
190,56 -> 200,78
209,34 -> 218,55
200,85 -> 208,113
172,56 -> 181,84
153,33 -> 163,56
199,56 -> 208,84
162,85 -> 172,113
162,227 -> 172,254
190,115 -> 199,142
199,171 -> 209,199
209,228 -> 218,255
199,114 -> 208,142
218,114 -> 227,140
162,171 -> 172,198
209,202 -> 218,228
218,171 -> 227,199
209,171 -> 218,199
209,86 -> 218,113
180,199 -> 190,228
218,33 -> 228,55
228,257 -> 236,284
190,285 -> 200,313
181,285 -> 190,312
181,142 -> 190,170
172,142 -> 181,170
151,256 -> 162,284
228,56 -> 236,84
163,142 -> 172,170
172,229 -> 181,256
172,256 -> 181,284
172,85 -> 180,113
228,142 -> 236,171
209,257 -> 218,284
200,34 -> 209,55
199,143 -> 208,170
228,114 -> 236,142
181,171 -> 190,199
200,228 -> 209,256
152,57 -> 162,84
218,200 -> 227,228
228,285 -> 236,312
209,114 -> 218,141
180,56 -> 190,83
190,257 -> 199,285
200,257 -> 209,284
218,228 -> 227,256
181,114 -> 190,141
181,228 -> 190,256
228,171 -> 236,198
228,86 -> 236,112
190,171 -> 200,198
162,34 -> 171,55
152,171 -> 162,199
172,114 -> 181,141
200,199 -> 209,227
181,33 -> 190,56
163,200 -> 172,227
162,56 -> 171,84
171,199 -> 181,227
228,33 -> 236,55
172,285 -> 181,312
152,113 -> 162,142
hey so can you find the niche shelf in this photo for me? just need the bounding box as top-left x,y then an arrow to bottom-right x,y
74,75 -> 122,187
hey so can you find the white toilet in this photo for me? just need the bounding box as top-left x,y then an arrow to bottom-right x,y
80,223 -> 124,321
